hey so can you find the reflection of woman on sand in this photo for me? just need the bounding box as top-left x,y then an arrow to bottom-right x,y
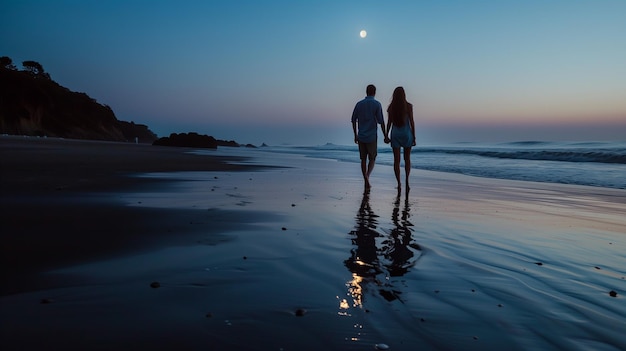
385,87 -> 416,191
381,191 -> 421,277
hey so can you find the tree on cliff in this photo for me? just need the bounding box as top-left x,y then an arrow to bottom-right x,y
0,56 -> 17,70
22,60 -> 51,79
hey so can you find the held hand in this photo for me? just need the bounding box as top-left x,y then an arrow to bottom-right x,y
412,140 -> 416,146
384,137 -> 390,144
354,137 -> 359,144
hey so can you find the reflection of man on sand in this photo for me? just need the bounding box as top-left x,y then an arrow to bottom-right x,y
381,190 -> 421,278
343,192 -> 383,309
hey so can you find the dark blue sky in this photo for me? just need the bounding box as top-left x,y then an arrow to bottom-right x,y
3,0 -> 625,145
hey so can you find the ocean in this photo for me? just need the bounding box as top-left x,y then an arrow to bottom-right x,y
259,141 -> 626,190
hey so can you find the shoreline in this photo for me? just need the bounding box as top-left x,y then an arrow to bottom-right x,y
0,135 -> 273,196
1,136 -> 625,350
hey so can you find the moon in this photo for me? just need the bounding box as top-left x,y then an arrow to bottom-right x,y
359,30 -> 367,38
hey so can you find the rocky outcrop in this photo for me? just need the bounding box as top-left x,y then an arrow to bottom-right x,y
153,132 -> 218,148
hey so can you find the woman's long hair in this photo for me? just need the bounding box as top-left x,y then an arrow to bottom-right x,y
387,87 -> 409,127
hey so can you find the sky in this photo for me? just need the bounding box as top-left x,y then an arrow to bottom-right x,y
2,0 -> 625,145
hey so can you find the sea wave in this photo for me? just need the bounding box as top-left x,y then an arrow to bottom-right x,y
296,141 -> 626,165
415,148 -> 626,164
261,141 -> 626,189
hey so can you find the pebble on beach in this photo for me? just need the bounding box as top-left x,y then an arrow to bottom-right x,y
295,308 -> 306,317
150,281 -> 161,288
609,290 -> 617,297
374,343 -> 389,350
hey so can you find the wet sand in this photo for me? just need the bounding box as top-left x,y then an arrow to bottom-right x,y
1,136 -> 625,350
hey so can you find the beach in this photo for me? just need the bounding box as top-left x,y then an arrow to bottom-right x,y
1,136 -> 625,350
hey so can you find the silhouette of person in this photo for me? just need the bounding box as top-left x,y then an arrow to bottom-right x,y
352,84 -> 388,190
384,87 -> 416,191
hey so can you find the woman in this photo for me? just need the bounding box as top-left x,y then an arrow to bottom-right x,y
385,87 -> 416,191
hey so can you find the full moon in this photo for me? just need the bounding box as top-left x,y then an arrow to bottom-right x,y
359,30 -> 367,38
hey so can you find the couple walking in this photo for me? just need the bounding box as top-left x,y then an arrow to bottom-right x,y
351,84 -> 416,191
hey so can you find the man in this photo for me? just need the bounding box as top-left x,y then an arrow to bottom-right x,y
351,84 -> 388,190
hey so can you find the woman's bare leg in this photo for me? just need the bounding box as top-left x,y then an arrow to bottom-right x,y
404,147 -> 411,190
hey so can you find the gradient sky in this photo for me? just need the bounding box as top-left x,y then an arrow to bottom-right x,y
2,0 -> 625,145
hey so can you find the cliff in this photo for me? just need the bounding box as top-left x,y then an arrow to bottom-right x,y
0,59 -> 157,143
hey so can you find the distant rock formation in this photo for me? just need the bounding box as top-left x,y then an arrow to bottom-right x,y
152,132 -> 259,149
153,132 -> 218,148
216,139 -> 239,147
0,57 -> 157,143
